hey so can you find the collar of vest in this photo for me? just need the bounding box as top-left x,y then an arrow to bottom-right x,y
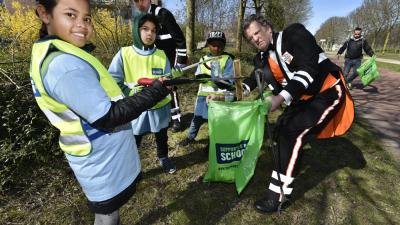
37,35 -> 96,53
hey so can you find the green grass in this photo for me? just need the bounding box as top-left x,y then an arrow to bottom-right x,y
375,52 -> 400,61
376,61 -> 400,73
1,50 -> 400,224
1,82 -> 400,225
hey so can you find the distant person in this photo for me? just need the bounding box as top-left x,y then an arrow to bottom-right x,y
132,0 -> 187,132
337,27 -> 375,89
179,31 -> 234,147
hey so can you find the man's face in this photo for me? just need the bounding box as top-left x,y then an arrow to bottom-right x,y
354,30 -> 361,39
244,21 -> 273,51
133,0 -> 151,12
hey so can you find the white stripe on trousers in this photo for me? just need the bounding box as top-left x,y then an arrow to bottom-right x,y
285,84 -> 343,178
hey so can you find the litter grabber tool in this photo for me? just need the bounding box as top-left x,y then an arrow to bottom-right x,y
168,55 -> 224,77
255,69 -> 289,214
179,55 -> 223,72
137,75 -> 246,86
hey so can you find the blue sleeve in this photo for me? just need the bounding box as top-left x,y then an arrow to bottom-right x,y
164,58 -> 171,76
108,50 -> 124,83
222,58 -> 234,84
223,58 -> 234,77
108,50 -> 132,96
194,65 -> 201,75
43,54 -> 111,123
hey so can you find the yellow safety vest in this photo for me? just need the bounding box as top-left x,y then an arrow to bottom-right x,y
120,46 -> 171,109
198,54 -> 230,96
29,38 -> 124,156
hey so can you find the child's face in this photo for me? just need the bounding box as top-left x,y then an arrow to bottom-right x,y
39,0 -> 93,47
208,40 -> 224,56
140,21 -> 156,46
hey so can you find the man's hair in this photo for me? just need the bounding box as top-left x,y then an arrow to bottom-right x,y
354,27 -> 362,31
242,14 -> 274,37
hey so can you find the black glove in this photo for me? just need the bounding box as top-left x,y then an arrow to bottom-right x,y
91,79 -> 170,131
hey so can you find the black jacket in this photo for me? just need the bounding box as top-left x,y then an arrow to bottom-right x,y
150,4 -> 187,65
244,23 -> 341,103
337,37 -> 374,59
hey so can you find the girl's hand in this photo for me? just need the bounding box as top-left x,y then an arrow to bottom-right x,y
206,95 -> 224,104
158,77 -> 172,90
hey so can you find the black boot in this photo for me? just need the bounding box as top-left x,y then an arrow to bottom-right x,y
254,189 -> 290,213
171,120 -> 181,133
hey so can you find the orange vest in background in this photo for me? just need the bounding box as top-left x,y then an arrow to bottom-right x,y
267,56 -> 354,139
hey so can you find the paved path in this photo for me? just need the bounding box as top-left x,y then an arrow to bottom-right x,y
326,52 -> 400,65
331,56 -> 400,161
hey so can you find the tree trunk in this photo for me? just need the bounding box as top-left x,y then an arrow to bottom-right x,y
254,0 -> 262,15
371,32 -> 377,50
186,0 -> 195,57
381,27 -> 392,55
236,0 -> 247,52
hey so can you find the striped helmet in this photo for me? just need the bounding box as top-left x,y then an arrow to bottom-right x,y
207,31 -> 226,45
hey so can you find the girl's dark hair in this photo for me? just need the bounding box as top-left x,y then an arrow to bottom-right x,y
138,14 -> 160,32
242,14 -> 274,38
36,0 -> 58,38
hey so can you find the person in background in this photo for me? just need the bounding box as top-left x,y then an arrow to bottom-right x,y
31,0 -> 170,224
109,14 -> 178,174
132,0 -> 187,132
179,31 -> 234,147
337,27 -> 374,89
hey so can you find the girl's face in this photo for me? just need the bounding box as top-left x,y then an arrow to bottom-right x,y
38,0 -> 93,47
140,21 -> 156,46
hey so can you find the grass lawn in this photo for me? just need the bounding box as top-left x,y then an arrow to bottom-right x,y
375,52 -> 400,61
376,61 -> 400,73
1,81 -> 399,225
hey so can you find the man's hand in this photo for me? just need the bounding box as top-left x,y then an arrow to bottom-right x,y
266,95 -> 284,112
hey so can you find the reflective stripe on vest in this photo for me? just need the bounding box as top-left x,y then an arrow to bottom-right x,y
29,38 -> 124,156
197,54 -> 230,96
120,46 -> 171,109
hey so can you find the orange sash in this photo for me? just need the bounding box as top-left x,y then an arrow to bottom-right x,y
267,56 -> 354,139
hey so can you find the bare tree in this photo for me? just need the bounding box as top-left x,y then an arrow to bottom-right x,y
246,0 -> 264,15
315,17 -> 349,49
186,0 -> 195,56
361,0 -> 386,49
380,0 -> 400,54
263,0 -> 311,30
236,0 -> 247,52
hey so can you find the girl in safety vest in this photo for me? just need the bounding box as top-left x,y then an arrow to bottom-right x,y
179,31 -> 235,147
31,1 -> 170,224
108,14 -> 177,174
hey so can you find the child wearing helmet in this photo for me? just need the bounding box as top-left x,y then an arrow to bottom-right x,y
179,31 -> 235,147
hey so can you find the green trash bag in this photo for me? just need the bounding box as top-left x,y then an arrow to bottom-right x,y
356,55 -> 380,86
203,99 -> 270,194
